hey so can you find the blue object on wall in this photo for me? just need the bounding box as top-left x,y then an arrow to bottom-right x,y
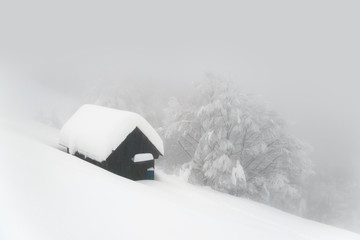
146,168 -> 154,180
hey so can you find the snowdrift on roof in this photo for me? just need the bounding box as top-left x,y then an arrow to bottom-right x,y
59,104 -> 164,162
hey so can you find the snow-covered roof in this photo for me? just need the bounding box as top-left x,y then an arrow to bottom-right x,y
59,104 -> 164,162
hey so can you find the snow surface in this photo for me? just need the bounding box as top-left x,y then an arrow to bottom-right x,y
1,121 -> 360,240
59,104 -> 164,162
133,153 -> 154,162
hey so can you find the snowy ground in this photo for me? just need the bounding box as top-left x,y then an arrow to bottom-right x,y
0,119 -> 359,240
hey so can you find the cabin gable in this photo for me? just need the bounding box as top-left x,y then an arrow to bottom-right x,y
105,127 -> 159,179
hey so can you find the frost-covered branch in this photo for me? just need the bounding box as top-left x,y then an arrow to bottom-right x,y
162,75 -> 313,213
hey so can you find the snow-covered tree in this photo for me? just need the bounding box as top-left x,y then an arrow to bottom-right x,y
163,75 -> 313,212
305,168 -> 360,231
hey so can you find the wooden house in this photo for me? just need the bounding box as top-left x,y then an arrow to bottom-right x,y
59,104 -> 164,180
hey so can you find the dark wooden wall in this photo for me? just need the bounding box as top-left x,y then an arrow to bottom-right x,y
105,127 -> 160,179
72,127 -> 160,180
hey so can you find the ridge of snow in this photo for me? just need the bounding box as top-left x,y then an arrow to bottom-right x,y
59,104 -> 164,162
133,153 -> 154,162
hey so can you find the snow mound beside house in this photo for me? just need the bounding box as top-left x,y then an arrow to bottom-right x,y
59,104 -> 164,162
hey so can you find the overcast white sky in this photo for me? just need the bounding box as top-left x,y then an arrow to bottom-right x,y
1,0 -> 359,172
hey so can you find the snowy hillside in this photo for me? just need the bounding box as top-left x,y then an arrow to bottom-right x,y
0,120 -> 359,240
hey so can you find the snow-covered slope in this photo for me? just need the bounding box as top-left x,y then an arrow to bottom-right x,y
0,121 -> 359,240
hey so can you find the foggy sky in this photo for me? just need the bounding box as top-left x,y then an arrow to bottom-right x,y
1,0 -> 359,172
